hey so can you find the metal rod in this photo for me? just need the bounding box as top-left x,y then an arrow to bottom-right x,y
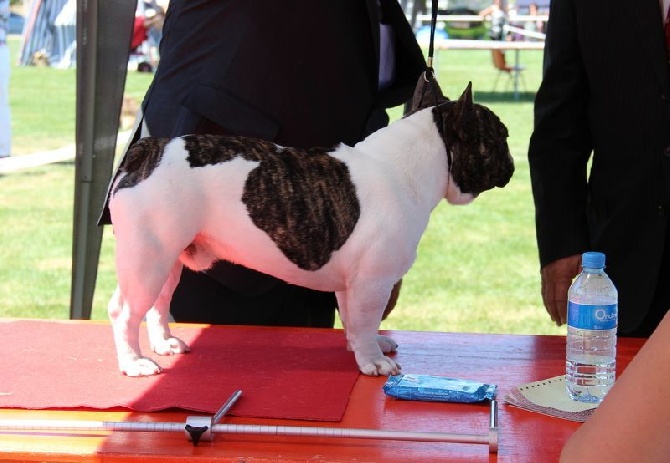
0,400 -> 500,452
212,390 -> 242,425
0,418 -> 496,450
489,400 -> 499,453
210,423 -> 491,445
0,420 -> 185,433
490,399 -> 498,429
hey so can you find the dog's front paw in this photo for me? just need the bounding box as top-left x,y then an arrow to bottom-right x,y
120,357 -> 163,377
152,336 -> 190,356
377,334 -> 398,353
359,356 -> 402,377
348,335 -> 398,353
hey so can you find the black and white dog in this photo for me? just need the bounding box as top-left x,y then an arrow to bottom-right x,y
107,83 -> 514,377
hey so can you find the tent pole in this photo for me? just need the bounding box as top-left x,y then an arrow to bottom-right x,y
70,0 -> 136,319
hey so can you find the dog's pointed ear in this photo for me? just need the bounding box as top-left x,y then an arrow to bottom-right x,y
453,82 -> 476,136
403,71 -> 448,117
455,82 -> 474,118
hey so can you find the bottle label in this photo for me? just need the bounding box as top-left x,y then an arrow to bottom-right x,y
568,302 -> 618,330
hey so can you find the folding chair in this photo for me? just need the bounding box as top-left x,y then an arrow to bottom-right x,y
491,49 -> 526,93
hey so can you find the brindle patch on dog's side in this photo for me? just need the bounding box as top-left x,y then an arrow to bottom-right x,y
113,137 -> 170,194
243,145 -> 361,271
183,134 -> 361,271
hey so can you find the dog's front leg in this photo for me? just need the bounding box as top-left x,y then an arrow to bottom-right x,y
145,262 -> 190,357
337,282 -> 400,376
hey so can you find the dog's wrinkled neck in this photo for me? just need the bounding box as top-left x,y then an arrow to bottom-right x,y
431,105 -> 454,173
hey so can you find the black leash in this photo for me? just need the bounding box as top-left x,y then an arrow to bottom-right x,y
425,0 -> 439,81
419,0 -> 441,107
422,0 -> 452,171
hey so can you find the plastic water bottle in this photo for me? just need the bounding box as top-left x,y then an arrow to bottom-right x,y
566,251 -> 618,403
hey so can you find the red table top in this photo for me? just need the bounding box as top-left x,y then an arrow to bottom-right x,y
0,322 -> 645,462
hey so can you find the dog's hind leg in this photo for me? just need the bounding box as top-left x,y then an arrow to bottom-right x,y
108,285 -> 163,376
109,237 -> 186,376
145,261 -> 190,357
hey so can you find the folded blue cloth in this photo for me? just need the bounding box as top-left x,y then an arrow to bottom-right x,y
383,374 -> 497,403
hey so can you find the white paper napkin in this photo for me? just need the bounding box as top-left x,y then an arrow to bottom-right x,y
504,375 -> 598,422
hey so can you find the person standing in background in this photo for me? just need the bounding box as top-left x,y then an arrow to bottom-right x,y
524,3 -> 544,37
101,0 -> 426,328
480,0 -> 507,41
0,0 -> 10,159
528,0 -> 670,337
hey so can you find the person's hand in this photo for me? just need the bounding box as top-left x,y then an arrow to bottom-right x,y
540,254 -> 582,326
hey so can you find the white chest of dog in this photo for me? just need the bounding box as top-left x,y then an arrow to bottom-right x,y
107,84 -> 514,377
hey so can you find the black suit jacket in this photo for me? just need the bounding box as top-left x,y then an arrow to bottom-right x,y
528,0 -> 670,332
100,0 -> 425,324
140,0 -> 425,146
101,0 -> 425,219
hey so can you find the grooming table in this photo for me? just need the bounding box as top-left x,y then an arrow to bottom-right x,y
0,320 -> 644,462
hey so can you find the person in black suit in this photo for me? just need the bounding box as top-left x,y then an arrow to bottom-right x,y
107,0 -> 425,327
528,0 -> 670,337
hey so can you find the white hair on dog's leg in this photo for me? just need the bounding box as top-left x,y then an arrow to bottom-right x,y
145,261 -> 190,357
110,224 -> 188,375
108,285 -> 162,376
335,291 -> 352,352
337,290 -> 399,355
339,280 -> 400,376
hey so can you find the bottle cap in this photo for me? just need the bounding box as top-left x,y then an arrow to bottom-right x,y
582,251 -> 605,269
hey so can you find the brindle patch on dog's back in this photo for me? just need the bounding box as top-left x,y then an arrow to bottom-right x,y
183,134 -> 276,166
114,137 -> 170,194
183,134 -> 360,271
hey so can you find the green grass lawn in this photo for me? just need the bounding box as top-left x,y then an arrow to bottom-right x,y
0,37 -> 564,336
